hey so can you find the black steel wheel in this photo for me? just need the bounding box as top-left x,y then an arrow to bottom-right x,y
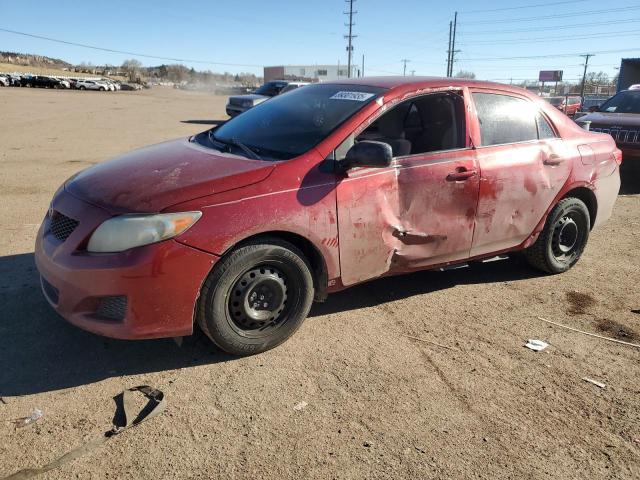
197,237 -> 314,355
525,197 -> 590,274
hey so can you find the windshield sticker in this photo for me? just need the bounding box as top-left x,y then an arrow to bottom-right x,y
330,91 -> 375,102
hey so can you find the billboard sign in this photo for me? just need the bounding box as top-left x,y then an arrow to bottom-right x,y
539,70 -> 563,82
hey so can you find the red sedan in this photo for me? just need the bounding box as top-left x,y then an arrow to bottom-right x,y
35,77 -> 622,355
547,96 -> 582,117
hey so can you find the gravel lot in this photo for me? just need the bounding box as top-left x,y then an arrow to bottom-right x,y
1,86 -> 639,479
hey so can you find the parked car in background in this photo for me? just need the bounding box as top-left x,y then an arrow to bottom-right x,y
0,75 -> 8,87
120,82 -> 142,91
547,96 -> 582,116
578,88 -> 640,159
20,75 -> 65,88
76,80 -> 108,91
225,80 -> 308,117
36,77 -> 621,356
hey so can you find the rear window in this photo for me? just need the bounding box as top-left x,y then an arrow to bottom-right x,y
548,97 -> 564,106
472,93 -> 538,146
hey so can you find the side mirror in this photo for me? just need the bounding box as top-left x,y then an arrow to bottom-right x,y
588,105 -> 600,113
342,141 -> 393,170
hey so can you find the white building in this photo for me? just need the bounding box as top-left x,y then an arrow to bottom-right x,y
264,64 -> 359,83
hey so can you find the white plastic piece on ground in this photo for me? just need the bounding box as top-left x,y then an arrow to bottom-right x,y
15,408 -> 43,428
293,401 -> 308,411
582,377 -> 606,389
524,339 -> 549,352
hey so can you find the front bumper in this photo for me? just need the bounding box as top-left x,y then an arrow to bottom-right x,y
35,190 -> 219,339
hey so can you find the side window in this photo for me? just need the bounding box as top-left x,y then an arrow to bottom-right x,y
472,92 -> 538,146
536,113 -> 556,139
355,92 -> 465,157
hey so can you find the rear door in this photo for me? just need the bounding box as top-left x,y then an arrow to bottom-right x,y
469,90 -> 572,257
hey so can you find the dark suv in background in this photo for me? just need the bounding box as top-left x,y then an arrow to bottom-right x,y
579,89 -> 640,159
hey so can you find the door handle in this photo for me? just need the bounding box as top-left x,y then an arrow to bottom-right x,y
543,154 -> 563,166
446,169 -> 477,181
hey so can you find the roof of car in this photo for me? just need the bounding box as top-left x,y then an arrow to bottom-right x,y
325,75 -> 529,94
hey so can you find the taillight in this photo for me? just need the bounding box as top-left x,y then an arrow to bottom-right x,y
613,148 -> 623,165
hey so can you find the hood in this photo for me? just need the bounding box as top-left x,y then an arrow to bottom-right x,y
230,93 -> 269,103
65,138 -> 275,213
578,111 -> 640,128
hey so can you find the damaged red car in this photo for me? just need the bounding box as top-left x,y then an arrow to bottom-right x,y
35,77 -> 622,355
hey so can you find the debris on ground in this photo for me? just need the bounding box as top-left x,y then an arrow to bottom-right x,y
537,316 -> 640,349
293,401 -> 308,411
13,408 -> 43,428
582,377 -> 606,389
5,386 -> 164,479
0,397 -> 7,405
524,339 -> 549,352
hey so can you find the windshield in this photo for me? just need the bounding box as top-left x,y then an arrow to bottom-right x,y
253,82 -> 287,96
599,91 -> 640,114
197,83 -> 386,160
548,97 -> 564,106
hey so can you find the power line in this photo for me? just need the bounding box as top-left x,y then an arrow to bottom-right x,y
460,17 -> 640,35
463,0 -> 590,13
460,29 -> 640,46
461,47 -> 640,62
461,5 -> 640,25
0,27 -> 263,68
344,0 -> 357,78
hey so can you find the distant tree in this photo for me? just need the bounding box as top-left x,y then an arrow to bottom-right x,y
454,70 -> 476,79
585,71 -> 610,85
122,59 -> 143,82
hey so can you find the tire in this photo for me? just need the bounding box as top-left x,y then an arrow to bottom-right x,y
99,87 -> 105,91
197,238 -> 315,356
525,197 -> 590,274
79,86 -> 86,90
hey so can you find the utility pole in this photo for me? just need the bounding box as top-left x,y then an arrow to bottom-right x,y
401,59 -> 410,76
580,53 -> 594,104
362,53 -> 365,77
450,11 -> 458,77
344,0 -> 357,78
410,70 -> 416,76
447,20 -> 453,77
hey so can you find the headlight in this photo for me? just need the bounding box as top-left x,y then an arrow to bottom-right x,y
87,211 -> 202,253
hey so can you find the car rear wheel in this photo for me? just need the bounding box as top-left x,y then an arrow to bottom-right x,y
79,86 -> 86,90
525,197 -> 590,274
197,238 -> 314,356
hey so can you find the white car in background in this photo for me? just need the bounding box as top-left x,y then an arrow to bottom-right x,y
76,80 -> 109,91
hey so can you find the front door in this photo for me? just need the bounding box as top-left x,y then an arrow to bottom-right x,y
336,90 -> 480,286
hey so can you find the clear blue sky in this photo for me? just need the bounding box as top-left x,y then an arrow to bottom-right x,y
1,0 -> 638,83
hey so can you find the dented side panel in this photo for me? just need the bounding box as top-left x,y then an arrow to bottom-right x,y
471,139 -> 573,257
336,149 -> 479,286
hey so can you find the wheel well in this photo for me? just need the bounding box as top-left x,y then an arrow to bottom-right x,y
562,187 -> 597,229
233,231 -> 329,302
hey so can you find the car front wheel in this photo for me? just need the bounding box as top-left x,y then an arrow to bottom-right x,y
197,238 -> 315,356
525,197 -> 590,274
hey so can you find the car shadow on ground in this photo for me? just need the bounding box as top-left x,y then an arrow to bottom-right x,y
180,119 -> 227,125
1,252 -> 542,397
619,160 -> 640,195
309,256 -> 541,318
0,253 -> 234,397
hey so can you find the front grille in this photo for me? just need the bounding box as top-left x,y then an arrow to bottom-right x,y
590,126 -> 640,145
95,296 -> 128,321
50,211 -> 79,242
41,276 -> 59,305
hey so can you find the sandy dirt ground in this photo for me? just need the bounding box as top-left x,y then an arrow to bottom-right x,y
0,86 -> 639,480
